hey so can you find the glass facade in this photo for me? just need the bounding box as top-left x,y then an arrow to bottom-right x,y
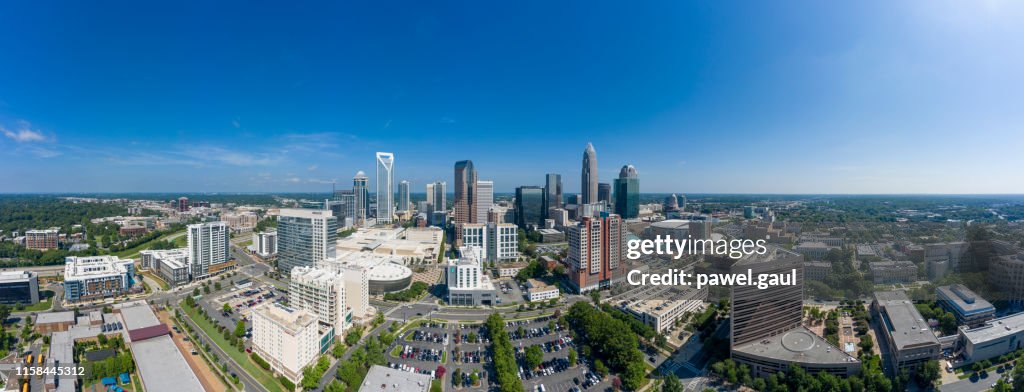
515,186 -> 545,229
613,177 -> 639,219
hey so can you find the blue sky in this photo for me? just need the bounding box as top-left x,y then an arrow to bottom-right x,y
1,1 -> 1023,194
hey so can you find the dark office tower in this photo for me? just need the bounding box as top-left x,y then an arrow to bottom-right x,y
730,248 -> 804,346
544,173 -> 563,213
454,160 -> 478,243
581,143 -> 598,204
353,171 -> 370,226
515,186 -> 545,229
613,165 -> 640,219
597,183 -> 611,207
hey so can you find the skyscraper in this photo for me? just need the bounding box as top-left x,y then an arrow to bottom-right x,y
454,160 -> 477,244
476,180 -> 493,224
581,143 -> 598,204
613,164 -> 640,219
544,173 -> 562,213
515,186 -> 545,229
187,221 -> 231,280
431,181 -> 447,227
597,183 -> 611,208
353,171 -> 369,226
425,183 -> 435,207
375,152 -> 395,224
567,213 -> 624,293
277,209 -> 337,276
397,180 -> 411,213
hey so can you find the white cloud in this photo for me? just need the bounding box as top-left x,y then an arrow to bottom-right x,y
308,164 -> 318,171
1,122 -> 48,143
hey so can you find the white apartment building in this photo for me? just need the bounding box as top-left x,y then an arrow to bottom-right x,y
255,230 -> 278,258
460,223 -> 519,262
445,246 -> 496,306
140,248 -> 191,286
251,303 -> 320,384
341,263 -> 371,324
187,221 -> 232,279
63,256 -> 136,302
289,266 -> 348,331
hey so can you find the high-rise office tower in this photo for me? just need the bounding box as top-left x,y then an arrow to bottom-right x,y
187,221 -> 231,279
598,183 -> 611,208
454,160 -> 477,225
426,183 -> 435,207
581,143 -> 598,204
432,181 -> 447,212
454,160 -> 477,244
177,196 -> 190,212
515,186 -> 545,229
613,164 -> 640,219
397,180 -> 411,213
476,180 -> 493,224
375,152 -> 395,224
567,213 -> 624,293
353,171 -> 369,226
277,209 -> 337,276
332,190 -> 356,228
544,173 -> 562,213
730,248 -> 804,346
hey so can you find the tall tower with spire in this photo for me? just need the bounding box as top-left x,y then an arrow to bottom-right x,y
581,143 -> 598,204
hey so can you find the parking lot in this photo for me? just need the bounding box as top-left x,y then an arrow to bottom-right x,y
495,279 -> 526,305
198,283 -> 284,350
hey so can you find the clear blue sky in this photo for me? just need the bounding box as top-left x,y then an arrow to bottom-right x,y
2,1 -> 1022,194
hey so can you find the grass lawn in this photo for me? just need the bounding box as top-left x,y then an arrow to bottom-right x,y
180,303 -> 285,392
141,272 -> 171,290
391,345 -> 403,357
20,290 -> 54,312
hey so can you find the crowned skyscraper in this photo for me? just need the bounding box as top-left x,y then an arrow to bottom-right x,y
375,152 -> 394,225
581,143 -> 598,204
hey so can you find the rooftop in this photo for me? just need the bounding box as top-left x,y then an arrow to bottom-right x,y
253,303 -> 317,334
36,311 -> 75,325
732,326 -> 860,366
132,335 -> 205,392
874,291 -> 941,349
359,365 -> 432,392
0,270 -> 36,282
962,312 -> 1024,344
936,284 -> 994,317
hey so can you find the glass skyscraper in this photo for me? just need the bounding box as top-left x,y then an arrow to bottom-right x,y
613,164 -> 639,219
375,152 -> 395,224
515,186 -> 545,229
544,173 -> 562,214
277,209 -> 337,276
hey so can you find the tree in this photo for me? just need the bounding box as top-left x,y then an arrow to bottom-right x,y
222,303 -> 231,314
525,345 -> 544,369
214,282 -> 221,291
192,288 -> 200,297
568,348 -> 578,367
234,320 -> 246,338
594,359 -> 608,377
916,360 -> 941,388
662,374 -> 684,392
590,291 -> 601,305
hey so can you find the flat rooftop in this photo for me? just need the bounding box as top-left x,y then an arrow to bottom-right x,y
963,312 -> 1024,344
0,270 -> 36,282
874,291 -> 941,349
36,311 -> 75,325
359,365 -> 431,392
731,326 -> 859,365
936,284 -> 994,317
132,335 -> 205,392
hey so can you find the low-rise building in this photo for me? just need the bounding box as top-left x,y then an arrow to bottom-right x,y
958,312 -> 1024,365
251,303 -> 322,384
869,260 -> 918,284
25,228 -> 59,250
537,228 -> 565,243
871,291 -> 941,373
525,279 -> 560,302
35,311 -> 75,333
63,256 -> 136,302
621,287 -> 705,333
496,262 -> 529,278
795,242 -> 838,260
803,261 -> 831,281
359,365 -> 432,392
936,284 -> 995,328
0,270 -> 39,305
140,248 -> 190,286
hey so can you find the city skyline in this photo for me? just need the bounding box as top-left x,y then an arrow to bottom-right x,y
2,1 -> 1024,194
